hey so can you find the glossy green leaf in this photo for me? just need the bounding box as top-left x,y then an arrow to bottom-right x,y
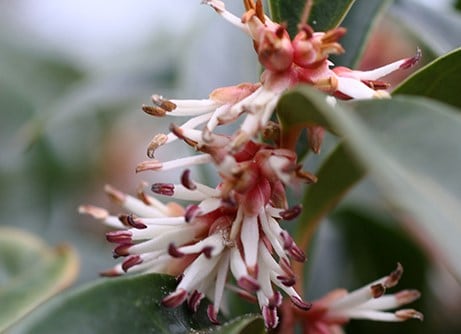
393,47 -> 461,109
331,0 -> 391,68
269,0 -> 355,37
14,273 -> 224,334
205,314 -> 264,334
390,0 -> 461,56
277,86 -> 461,282
0,228 -> 78,332
296,144 -> 365,246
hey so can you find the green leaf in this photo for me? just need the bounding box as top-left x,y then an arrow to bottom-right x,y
393,47 -> 461,109
277,86 -> 461,282
13,273 -> 221,334
269,0 -> 355,38
296,144 -> 365,247
204,314 -> 264,334
331,0 -> 392,68
0,228 -> 78,332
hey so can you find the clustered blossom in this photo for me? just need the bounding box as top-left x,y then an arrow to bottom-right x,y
80,0 -> 422,331
279,264 -> 423,334
81,140 -> 314,327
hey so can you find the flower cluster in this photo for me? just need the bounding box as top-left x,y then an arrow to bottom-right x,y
80,0 -> 422,330
279,263 -> 423,333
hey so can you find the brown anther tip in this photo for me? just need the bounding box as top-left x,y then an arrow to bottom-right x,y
112,243 -> 132,257
162,288 -> 188,308
181,169 -> 197,190
106,231 -> 132,244
279,204 -> 302,220
291,296 -> 312,311
385,263 -> 404,288
152,94 -> 176,111
207,305 -> 220,325
121,255 -> 142,272
142,104 -> 167,117
104,184 -> 125,205
185,204 -> 201,222
202,246 -> 214,258
147,133 -> 168,158
289,245 -> 306,262
277,275 -> 296,287
296,169 -> 318,183
188,290 -> 204,313
400,47 -> 422,70
168,243 -> 184,258
396,309 -> 424,321
371,283 -> 386,298
119,214 -> 147,229
151,183 -> 174,196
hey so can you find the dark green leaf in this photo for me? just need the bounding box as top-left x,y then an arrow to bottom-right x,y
277,86 -> 461,282
393,47 -> 461,109
269,0 -> 355,38
296,144 -> 365,246
202,314 -> 264,334
13,273 -> 221,334
0,228 -> 78,332
331,0 -> 392,68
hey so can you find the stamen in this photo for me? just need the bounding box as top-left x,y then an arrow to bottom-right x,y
106,231 -> 132,244
152,94 -> 177,111
262,305 -> 279,329
384,263 -> 403,288
181,169 -> 197,190
399,48 -> 422,70
121,255 -> 142,272
112,243 -> 132,257
185,204 -> 201,222
188,290 -> 204,312
279,204 -> 302,220
137,154 -> 213,173
207,304 -> 220,324
162,288 -> 188,308
147,133 -> 168,158
142,104 -> 167,117
291,295 -> 312,311
395,309 -> 424,321
151,183 -> 175,196
118,214 -> 147,229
